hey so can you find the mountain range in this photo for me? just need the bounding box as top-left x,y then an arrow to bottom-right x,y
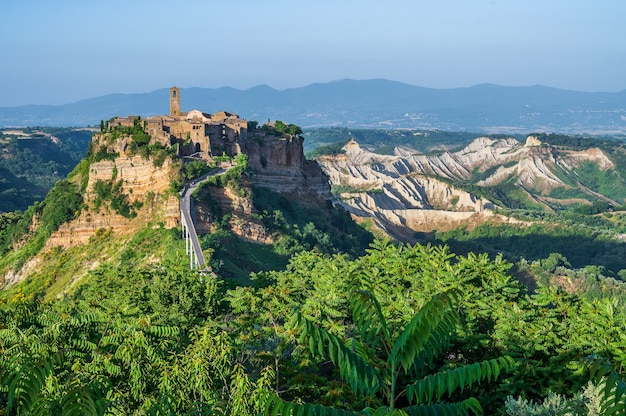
2,79 -> 626,135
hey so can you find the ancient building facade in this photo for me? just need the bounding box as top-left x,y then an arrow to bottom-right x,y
90,87 -> 330,197
100,87 -> 248,158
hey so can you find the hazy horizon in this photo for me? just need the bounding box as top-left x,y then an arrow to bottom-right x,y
2,0 -> 625,107
2,79 -> 626,109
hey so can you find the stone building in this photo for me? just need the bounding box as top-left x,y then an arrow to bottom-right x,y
163,86 -> 248,157
90,86 -> 330,198
100,87 -> 248,158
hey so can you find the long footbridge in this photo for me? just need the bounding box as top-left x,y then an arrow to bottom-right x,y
180,186 -> 205,270
180,166 -> 230,271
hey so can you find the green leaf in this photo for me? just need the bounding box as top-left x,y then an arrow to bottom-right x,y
389,291 -> 459,373
406,356 -> 514,404
289,308 -> 382,397
350,290 -> 392,353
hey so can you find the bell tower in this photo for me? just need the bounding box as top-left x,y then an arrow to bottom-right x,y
170,86 -> 180,116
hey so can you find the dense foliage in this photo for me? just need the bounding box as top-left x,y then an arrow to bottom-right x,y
1,238 -> 625,414
2,127 -> 626,414
435,209 -> 626,276
192,155 -> 373,283
0,128 -> 92,212
268,290 -> 514,415
0,179 -> 83,269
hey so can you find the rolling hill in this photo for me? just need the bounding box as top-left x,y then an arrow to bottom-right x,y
2,80 -> 626,134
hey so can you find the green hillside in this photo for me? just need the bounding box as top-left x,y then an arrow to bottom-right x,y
0,128 -> 92,212
2,127 -> 626,414
2,235 -> 626,414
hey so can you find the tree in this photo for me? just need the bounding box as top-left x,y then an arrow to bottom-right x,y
288,124 -> 303,135
266,290 -> 514,415
274,120 -> 287,134
541,252 -> 571,273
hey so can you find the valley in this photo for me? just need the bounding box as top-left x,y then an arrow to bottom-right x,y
0,127 -> 93,212
1,109 -> 626,414
315,133 -> 626,274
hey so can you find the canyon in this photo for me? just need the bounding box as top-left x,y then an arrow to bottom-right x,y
316,135 -> 619,241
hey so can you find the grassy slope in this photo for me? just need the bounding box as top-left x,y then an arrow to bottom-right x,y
1,225 -> 186,305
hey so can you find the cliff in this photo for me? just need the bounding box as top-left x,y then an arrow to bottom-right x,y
194,176 -> 271,244
243,135 -> 330,197
316,136 -> 617,241
46,155 -> 180,248
318,149 -> 496,241
46,125 -> 328,249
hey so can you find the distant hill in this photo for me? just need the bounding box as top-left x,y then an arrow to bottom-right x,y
2,80 -> 626,135
0,128 -> 93,212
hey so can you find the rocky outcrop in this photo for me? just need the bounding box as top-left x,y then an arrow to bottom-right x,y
318,143 -> 493,241
321,136 -> 615,195
243,135 -> 331,197
245,135 -> 305,172
92,133 -> 133,154
47,128 -> 330,248
195,181 -> 271,244
316,135 -> 615,241
319,141 -> 491,211
87,155 -> 178,202
46,155 -> 180,248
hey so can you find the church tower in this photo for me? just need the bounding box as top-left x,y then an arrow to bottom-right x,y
170,86 -> 180,117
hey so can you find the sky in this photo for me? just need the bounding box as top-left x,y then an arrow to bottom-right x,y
1,0 -> 625,107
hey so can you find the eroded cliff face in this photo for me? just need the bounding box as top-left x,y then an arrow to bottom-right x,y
47,155 -> 180,248
48,129 -> 328,249
318,136 -> 613,241
380,136 -> 613,193
243,135 -> 330,197
317,144 -> 491,240
316,135 -> 615,242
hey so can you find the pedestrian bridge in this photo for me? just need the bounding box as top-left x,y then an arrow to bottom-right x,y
179,166 -> 231,271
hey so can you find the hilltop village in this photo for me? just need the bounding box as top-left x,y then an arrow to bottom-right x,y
92,87 -> 328,195
101,87 -> 250,158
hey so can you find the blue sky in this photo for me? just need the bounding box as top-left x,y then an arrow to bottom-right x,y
1,0 -> 625,106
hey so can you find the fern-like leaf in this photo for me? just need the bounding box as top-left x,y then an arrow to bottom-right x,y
290,308 -> 383,397
3,354 -> 59,413
389,291 -> 458,373
350,290 -> 392,354
61,378 -> 110,416
405,356 -> 514,404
